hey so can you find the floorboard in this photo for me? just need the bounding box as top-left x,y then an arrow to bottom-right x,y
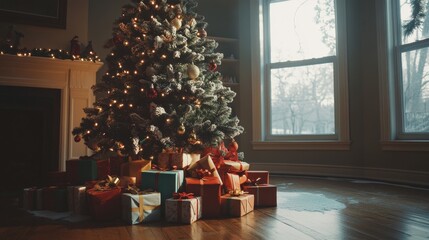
1,175 -> 428,240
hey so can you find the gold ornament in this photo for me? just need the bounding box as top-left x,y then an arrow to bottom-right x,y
177,124 -> 186,135
171,17 -> 182,29
187,64 -> 200,79
188,131 -> 197,144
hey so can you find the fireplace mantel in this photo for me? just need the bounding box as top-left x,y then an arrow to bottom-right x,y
0,54 -> 103,171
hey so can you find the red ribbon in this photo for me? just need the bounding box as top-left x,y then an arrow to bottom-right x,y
173,192 -> 194,199
196,168 -> 212,179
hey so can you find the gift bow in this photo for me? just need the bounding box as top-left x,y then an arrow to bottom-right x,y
94,175 -> 120,191
195,168 -> 213,179
246,177 -> 262,186
173,192 -> 195,199
229,189 -> 247,197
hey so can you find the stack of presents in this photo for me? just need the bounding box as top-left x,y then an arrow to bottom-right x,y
22,142 -> 277,224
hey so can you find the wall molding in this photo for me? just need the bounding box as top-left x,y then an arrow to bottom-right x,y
250,162 -> 429,187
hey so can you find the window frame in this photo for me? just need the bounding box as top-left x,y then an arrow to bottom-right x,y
251,0 -> 350,150
377,0 -> 429,150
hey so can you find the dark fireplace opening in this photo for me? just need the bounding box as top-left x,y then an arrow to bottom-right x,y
0,86 -> 61,195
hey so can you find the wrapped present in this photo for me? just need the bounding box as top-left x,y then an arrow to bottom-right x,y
67,186 -> 87,215
221,193 -> 254,217
185,177 -> 221,218
245,171 -> 269,185
96,159 -> 110,180
109,156 -> 125,176
22,187 -> 37,210
46,171 -> 67,186
187,155 -> 223,185
202,142 -> 228,168
158,152 -> 199,170
66,158 -> 98,185
86,187 -> 122,220
224,173 -> 242,192
36,186 -> 68,212
141,170 -> 185,213
120,159 -> 151,186
224,139 -> 239,162
243,184 -> 277,207
122,192 -> 161,224
223,160 -> 250,173
119,176 -> 137,188
165,193 -> 202,224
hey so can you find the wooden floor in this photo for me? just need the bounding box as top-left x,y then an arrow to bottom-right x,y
1,175 -> 429,240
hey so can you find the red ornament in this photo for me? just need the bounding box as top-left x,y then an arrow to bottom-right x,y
146,84 -> 158,99
74,135 -> 81,142
208,62 -> 217,72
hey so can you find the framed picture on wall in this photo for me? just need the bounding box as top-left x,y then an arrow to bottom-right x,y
0,0 -> 67,29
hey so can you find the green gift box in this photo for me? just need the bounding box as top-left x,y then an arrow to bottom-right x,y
66,159 -> 98,185
122,192 -> 161,224
141,170 -> 185,213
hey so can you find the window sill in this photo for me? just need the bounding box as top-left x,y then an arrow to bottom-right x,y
252,141 -> 351,151
381,140 -> 429,151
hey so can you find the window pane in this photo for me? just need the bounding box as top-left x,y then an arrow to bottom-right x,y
401,47 -> 429,133
400,0 -> 429,44
270,63 -> 335,135
269,0 -> 336,62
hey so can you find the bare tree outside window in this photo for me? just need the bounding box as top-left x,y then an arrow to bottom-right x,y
399,0 -> 429,133
268,0 -> 336,135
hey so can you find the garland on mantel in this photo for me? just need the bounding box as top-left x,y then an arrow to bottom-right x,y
0,44 -> 102,63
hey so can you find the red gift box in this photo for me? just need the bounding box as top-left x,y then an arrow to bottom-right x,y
245,171 -> 269,185
86,187 -> 122,220
96,159 -> 110,180
108,156 -> 125,176
36,186 -> 68,212
243,184 -> 277,207
185,177 -> 221,218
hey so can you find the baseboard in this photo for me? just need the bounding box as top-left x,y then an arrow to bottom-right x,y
249,162 -> 429,187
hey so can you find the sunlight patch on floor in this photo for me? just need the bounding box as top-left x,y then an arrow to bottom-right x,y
278,192 -> 346,212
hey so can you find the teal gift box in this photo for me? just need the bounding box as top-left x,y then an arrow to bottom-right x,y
122,192 -> 161,224
141,170 -> 185,212
66,159 -> 98,185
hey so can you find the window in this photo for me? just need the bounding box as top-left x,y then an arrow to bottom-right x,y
251,0 -> 349,150
378,0 -> 429,149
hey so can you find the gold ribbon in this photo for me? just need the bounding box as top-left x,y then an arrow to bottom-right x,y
131,194 -> 160,222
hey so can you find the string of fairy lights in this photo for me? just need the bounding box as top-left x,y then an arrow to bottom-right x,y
71,0 -> 228,159
0,44 -> 101,62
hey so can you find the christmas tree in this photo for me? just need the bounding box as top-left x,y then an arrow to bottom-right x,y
72,0 -> 243,161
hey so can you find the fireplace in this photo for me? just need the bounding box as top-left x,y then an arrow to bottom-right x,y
0,54 -> 102,190
0,86 -> 61,190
